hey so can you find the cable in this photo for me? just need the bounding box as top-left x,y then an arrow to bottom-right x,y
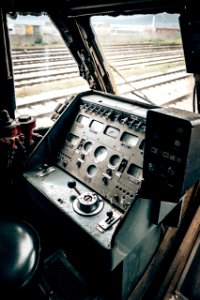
109,64 -> 156,105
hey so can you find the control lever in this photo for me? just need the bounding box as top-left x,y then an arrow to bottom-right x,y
97,210 -> 122,231
37,164 -> 56,177
105,210 -> 114,224
68,181 -> 81,195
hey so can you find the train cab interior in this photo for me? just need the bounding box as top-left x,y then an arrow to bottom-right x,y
0,0 -> 200,299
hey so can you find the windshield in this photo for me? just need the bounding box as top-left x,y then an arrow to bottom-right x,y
7,13 -> 195,128
91,13 -> 194,110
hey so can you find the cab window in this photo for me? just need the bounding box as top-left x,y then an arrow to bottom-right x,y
7,14 -> 88,128
91,13 -> 194,112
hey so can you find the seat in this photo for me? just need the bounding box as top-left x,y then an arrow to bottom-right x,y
0,218 -> 41,296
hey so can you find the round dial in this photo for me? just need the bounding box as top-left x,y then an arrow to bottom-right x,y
87,165 -> 97,177
109,155 -> 120,167
94,146 -> 107,162
83,141 -> 93,153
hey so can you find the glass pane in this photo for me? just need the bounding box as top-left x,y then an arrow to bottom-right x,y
91,13 -> 194,112
7,14 -> 88,128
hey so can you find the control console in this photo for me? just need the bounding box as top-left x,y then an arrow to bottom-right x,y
56,93 -> 147,212
23,90 -> 155,255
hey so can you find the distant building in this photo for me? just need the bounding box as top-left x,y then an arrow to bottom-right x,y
7,14 -> 62,46
7,13 -> 180,46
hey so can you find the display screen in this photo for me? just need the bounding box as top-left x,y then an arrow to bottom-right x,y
76,114 -> 90,126
90,120 -> 104,133
127,164 -> 142,179
120,132 -> 139,146
104,126 -> 120,138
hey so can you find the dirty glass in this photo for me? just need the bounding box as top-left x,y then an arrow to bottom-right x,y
91,13 -> 194,112
7,13 -> 195,129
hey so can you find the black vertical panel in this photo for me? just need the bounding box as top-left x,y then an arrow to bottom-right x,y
0,10 -> 15,118
179,13 -> 200,74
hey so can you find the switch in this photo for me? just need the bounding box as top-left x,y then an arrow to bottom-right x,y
120,117 -> 128,124
89,106 -> 95,113
114,114 -> 121,121
95,107 -> 101,114
135,121 -> 143,130
102,176 -> 109,185
114,194 -> 120,202
81,154 -> 85,160
117,159 -> 128,173
43,164 -> 48,172
105,111 -> 112,119
106,210 -> 113,219
148,162 -> 156,173
76,161 -> 81,168
106,169 -> 112,176
98,210 -> 122,231
168,166 -> 175,176
128,118 -> 137,128
106,210 -> 114,224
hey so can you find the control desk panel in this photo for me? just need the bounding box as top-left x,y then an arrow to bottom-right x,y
23,91 -> 156,257
56,93 -> 147,212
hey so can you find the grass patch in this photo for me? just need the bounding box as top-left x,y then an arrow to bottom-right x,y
16,77 -> 87,98
112,61 -> 185,79
15,61 -> 185,98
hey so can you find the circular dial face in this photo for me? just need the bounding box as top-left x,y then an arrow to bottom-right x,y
94,146 -> 107,162
109,155 -> 120,167
83,141 -> 93,153
87,165 -> 97,177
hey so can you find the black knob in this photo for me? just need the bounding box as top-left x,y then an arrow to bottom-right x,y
106,210 -> 113,219
106,169 -> 112,176
76,161 -> 81,168
68,181 -> 81,195
114,194 -> 120,202
43,164 -> 48,171
102,176 -> 108,185
68,181 -> 76,189
81,154 -> 85,160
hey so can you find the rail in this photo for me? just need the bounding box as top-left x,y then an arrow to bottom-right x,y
13,44 -> 193,128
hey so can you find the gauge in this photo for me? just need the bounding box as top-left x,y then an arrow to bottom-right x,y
87,165 -> 97,177
109,155 -> 121,167
94,146 -> 107,162
83,141 -> 93,153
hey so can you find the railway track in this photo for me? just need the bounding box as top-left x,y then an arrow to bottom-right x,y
13,57 -> 184,88
13,54 -> 184,88
13,51 -> 182,74
12,44 -> 182,55
13,44 -> 193,127
15,68 -> 193,128
12,49 -> 182,65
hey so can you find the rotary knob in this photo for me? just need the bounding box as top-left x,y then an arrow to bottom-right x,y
73,192 -> 104,216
